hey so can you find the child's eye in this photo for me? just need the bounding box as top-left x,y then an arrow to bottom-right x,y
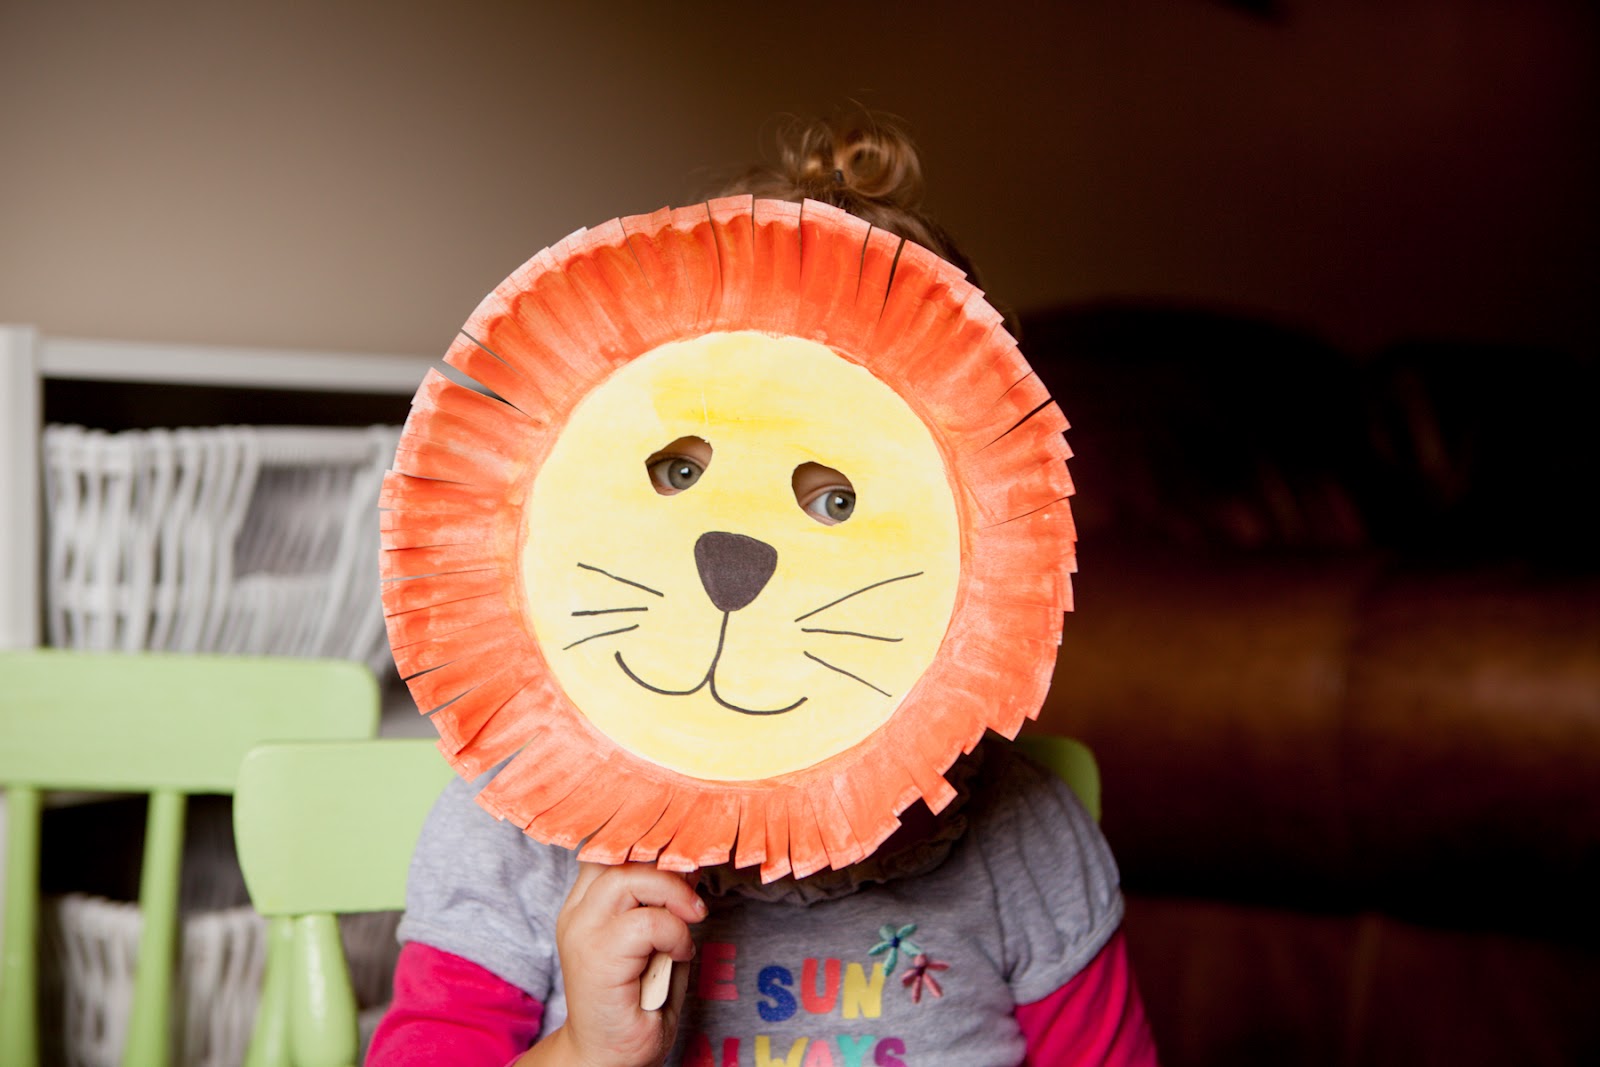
645,436 -> 713,495
648,455 -> 704,492
801,488 -> 856,524
792,462 -> 855,525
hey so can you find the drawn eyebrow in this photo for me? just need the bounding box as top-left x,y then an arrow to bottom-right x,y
572,607 -> 649,616
563,624 -> 639,650
793,572 -> 922,623
577,563 -> 665,598
803,652 -> 891,697
799,627 -> 902,642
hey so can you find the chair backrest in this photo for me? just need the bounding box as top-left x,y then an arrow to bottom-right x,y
233,739 -> 455,1067
0,650 -> 378,1067
226,735 -> 1089,1067
1012,733 -> 1103,822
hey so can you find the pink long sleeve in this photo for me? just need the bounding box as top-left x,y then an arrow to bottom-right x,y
1014,929 -> 1159,1065
365,942 -> 545,1067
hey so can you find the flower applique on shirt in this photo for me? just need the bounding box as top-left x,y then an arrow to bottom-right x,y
868,921 -> 954,1005
901,953 -> 950,1003
868,923 -> 922,976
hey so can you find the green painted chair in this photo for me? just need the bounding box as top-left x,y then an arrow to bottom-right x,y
224,734 -> 1091,1067
0,650 -> 378,1067
1012,732 -> 1103,823
234,739 -> 455,1067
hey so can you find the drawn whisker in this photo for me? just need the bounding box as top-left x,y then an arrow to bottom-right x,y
577,562 -> 665,598
563,624 -> 639,650
803,651 -> 891,697
794,572 -> 922,623
572,606 -> 649,617
800,627 -> 902,643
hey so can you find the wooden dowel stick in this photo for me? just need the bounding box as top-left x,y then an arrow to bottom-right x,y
640,950 -> 673,1010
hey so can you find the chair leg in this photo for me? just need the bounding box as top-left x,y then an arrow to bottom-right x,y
290,913 -> 359,1067
1,786 -> 42,1067
124,787 -> 185,1067
244,916 -> 295,1067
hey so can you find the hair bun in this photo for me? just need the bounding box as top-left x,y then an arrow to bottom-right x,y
788,115 -> 925,207
719,110 -> 975,282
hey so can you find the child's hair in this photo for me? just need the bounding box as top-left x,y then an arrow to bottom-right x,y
715,111 -> 980,285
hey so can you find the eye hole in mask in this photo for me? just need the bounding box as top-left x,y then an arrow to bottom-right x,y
645,436 -> 713,495
792,462 -> 855,525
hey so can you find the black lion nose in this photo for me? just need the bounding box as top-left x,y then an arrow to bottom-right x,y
694,531 -> 778,613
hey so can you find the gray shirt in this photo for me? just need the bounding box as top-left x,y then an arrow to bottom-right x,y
398,741 -> 1124,1066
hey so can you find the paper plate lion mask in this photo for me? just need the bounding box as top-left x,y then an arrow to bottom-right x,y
382,196 -> 1075,882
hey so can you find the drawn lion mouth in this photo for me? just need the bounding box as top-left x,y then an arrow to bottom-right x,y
613,612 -> 807,717
580,535 -> 917,716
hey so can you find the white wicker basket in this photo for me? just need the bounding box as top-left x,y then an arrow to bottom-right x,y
43,895 -> 268,1067
39,888 -> 402,1066
37,422 -> 404,1065
42,424 -> 399,673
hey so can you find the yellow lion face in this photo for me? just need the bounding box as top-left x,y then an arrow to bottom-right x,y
384,197 -> 1075,878
522,332 -> 962,781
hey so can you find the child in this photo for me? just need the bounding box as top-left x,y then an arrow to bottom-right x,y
368,115 -> 1158,1067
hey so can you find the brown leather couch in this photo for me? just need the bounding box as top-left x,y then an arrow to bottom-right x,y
1020,304 -> 1600,1066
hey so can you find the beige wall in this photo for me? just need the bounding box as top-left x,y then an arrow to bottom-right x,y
1,1 -> 1593,358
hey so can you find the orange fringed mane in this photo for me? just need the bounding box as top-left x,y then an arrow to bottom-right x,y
381,197 -> 1076,881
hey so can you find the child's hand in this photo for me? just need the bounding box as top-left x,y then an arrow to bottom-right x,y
544,861 -> 706,1067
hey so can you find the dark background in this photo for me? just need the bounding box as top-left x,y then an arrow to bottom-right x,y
3,1 -> 1594,363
